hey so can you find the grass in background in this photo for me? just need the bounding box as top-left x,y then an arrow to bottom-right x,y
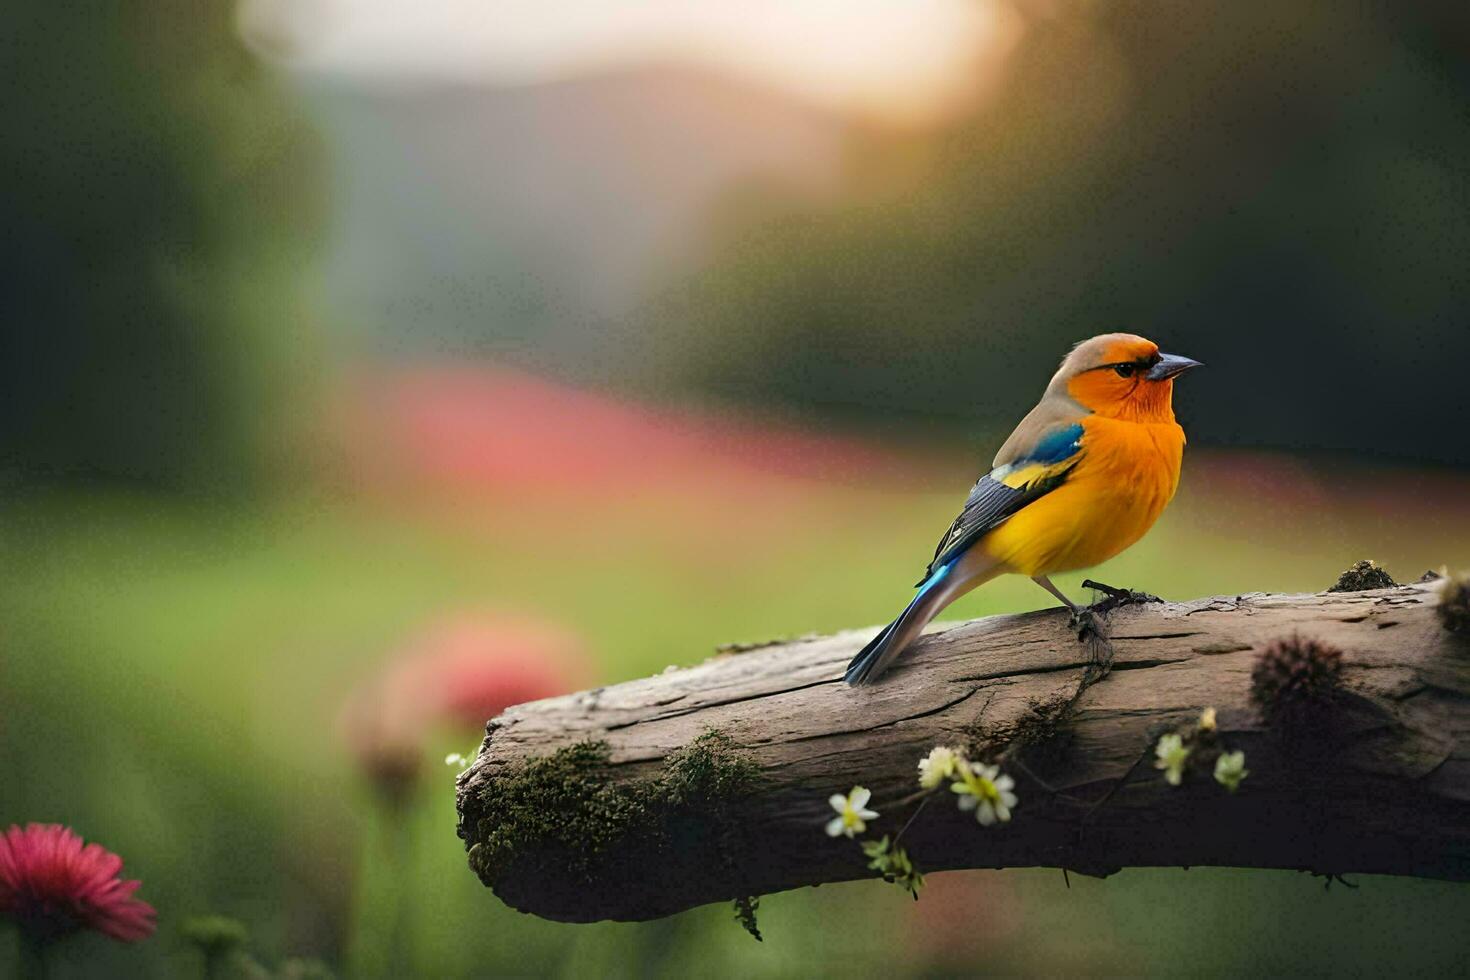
3,446 -> 1468,977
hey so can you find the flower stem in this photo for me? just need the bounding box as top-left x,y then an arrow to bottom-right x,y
1005,755 -> 1077,802
892,795 -> 930,847
346,796 -> 416,978
386,805 -> 416,979
16,932 -> 49,980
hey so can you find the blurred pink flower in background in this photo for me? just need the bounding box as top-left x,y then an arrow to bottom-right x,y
341,611 -> 593,801
335,365 -> 922,499
0,823 -> 156,943
402,614 -> 594,730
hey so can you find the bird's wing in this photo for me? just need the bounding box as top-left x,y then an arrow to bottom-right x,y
920,421 -> 1084,583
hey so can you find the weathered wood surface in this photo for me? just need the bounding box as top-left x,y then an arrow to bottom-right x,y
457,583 -> 1470,922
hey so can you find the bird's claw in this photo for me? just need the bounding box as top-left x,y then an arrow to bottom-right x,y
1069,581 -> 1160,664
1080,579 -> 1162,615
1069,606 -> 1099,641
1069,607 -> 1114,681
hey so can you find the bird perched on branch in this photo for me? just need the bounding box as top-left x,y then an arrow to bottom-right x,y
845,333 -> 1200,685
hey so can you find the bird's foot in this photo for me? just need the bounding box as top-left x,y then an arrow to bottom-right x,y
1080,579 -> 1163,616
1069,606 -> 1104,644
1069,606 -> 1115,685
1058,581 -> 1160,676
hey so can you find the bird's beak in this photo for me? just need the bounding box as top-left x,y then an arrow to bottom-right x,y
1147,352 -> 1202,381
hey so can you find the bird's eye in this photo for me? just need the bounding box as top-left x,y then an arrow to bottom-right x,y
1113,364 -> 1135,378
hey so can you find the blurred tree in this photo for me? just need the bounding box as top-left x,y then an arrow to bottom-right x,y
0,0 -> 320,490
648,0 -> 1470,465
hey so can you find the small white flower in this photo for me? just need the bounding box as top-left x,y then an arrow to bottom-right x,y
1214,750 -> 1249,792
917,746 -> 962,790
1198,707 -> 1217,732
826,786 -> 879,838
445,752 -> 471,769
950,760 -> 1018,826
1155,733 -> 1190,786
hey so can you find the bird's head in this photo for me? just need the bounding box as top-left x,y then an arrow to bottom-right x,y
1050,333 -> 1200,422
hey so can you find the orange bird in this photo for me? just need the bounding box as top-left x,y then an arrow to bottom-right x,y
845,333 -> 1200,685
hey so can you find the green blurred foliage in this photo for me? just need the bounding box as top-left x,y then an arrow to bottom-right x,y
649,0 -> 1470,464
5,0 -> 1470,975
0,1 -> 320,490
2,459 -> 1468,976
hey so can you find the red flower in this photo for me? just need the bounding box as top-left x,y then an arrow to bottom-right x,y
0,824 -> 156,943
341,612 -> 593,801
403,614 -> 592,730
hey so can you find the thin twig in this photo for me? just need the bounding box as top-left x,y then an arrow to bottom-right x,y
1006,754 -> 1088,807
1078,741 -> 1155,830
891,795 -> 931,847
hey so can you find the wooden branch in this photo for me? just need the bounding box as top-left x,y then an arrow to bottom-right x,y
455,581 -> 1470,923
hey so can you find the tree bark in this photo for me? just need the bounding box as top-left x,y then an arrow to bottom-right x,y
456,581 -> 1470,923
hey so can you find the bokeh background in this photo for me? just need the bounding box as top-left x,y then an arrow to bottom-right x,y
4,0 -> 1470,975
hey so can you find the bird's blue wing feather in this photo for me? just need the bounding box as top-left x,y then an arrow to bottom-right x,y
919,421 -> 1083,582
1027,423 -> 1086,464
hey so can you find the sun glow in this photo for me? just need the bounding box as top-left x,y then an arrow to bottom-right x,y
239,0 -> 1016,124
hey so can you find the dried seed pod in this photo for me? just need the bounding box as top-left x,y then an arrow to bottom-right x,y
1251,634 -> 1343,719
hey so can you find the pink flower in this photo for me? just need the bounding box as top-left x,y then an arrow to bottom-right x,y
405,615 -> 591,730
0,824 -> 156,943
341,612 -> 592,801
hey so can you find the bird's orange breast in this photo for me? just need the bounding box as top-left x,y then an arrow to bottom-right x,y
981,415 -> 1185,577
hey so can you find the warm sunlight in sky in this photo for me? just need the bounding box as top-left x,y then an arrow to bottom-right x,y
239,0 -> 1015,123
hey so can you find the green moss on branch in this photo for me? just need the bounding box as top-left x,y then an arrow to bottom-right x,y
1328,559 -> 1395,592
466,729 -> 761,891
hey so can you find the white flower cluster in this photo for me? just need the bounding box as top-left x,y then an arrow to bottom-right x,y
820,745 -> 1025,903
918,745 -> 1018,826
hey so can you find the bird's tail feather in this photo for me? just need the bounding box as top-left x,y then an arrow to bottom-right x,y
845,563 -> 954,685
844,550 -> 1003,685
843,605 -> 921,685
